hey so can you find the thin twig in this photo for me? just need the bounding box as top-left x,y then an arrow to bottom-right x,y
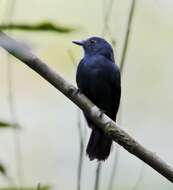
3,0 -> 23,187
0,32 -> 173,183
131,163 -> 145,190
68,49 -> 85,190
102,0 -> 114,36
67,49 -> 76,67
108,1 -> 137,189
120,0 -> 136,73
95,1 -> 116,189
76,109 -> 85,190
119,1 -> 145,189
94,163 -> 101,190
101,1 -> 121,190
107,145 -> 119,190
37,183 -> 41,190
94,162 -> 102,190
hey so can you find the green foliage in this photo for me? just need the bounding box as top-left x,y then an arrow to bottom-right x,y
0,185 -> 51,190
0,163 -> 7,176
0,120 -> 20,129
37,184 -> 41,190
0,121 -> 13,128
0,21 -> 75,33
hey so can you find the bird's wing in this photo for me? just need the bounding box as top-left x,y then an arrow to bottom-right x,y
76,56 -> 121,121
99,55 -> 121,121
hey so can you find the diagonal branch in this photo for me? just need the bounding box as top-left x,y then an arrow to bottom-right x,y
0,31 -> 173,183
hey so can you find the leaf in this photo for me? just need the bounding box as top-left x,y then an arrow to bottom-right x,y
37,183 -> 41,190
0,185 -> 51,190
0,120 -> 21,129
0,163 -> 7,176
0,21 -> 76,33
36,184 -> 51,190
0,121 -> 13,128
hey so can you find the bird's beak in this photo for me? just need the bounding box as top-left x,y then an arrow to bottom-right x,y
72,40 -> 85,46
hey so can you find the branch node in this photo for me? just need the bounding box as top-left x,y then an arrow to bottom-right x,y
67,85 -> 76,96
91,106 -> 100,118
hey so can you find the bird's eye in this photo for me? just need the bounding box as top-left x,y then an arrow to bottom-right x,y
90,40 -> 96,44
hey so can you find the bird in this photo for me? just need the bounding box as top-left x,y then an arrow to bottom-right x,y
73,36 -> 121,161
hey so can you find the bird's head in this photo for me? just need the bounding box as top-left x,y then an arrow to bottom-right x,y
72,36 -> 114,61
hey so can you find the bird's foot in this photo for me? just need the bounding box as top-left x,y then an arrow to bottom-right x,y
74,88 -> 82,96
99,109 -> 106,118
77,88 -> 82,93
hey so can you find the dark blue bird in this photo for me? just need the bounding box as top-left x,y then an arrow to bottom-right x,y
73,37 -> 121,161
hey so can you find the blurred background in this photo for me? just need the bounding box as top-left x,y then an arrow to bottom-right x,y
0,0 -> 173,189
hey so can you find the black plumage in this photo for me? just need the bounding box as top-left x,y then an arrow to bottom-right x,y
73,36 -> 121,161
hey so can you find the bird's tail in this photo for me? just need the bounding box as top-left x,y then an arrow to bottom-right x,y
86,128 -> 112,161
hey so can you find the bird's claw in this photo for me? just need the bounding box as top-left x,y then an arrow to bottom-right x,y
99,109 -> 106,118
74,88 -> 81,96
